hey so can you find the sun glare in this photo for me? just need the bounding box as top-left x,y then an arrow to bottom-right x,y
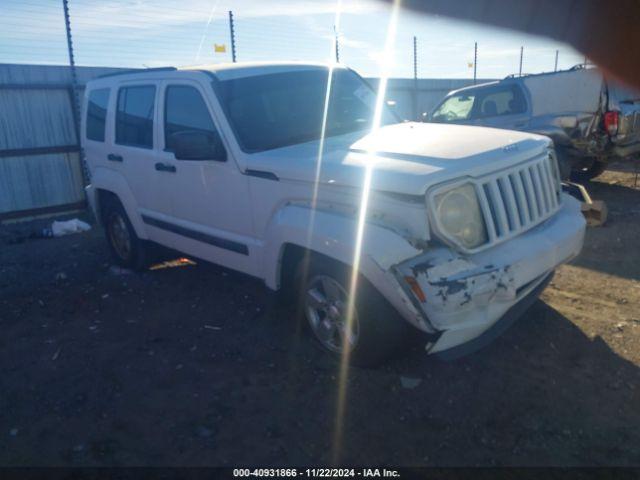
331,0 -> 401,465
289,0 -> 343,401
304,0 -> 343,251
295,0 -> 343,351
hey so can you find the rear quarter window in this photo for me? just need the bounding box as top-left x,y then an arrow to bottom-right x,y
86,88 -> 110,142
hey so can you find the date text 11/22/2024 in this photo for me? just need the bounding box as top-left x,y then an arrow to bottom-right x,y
233,468 -> 401,477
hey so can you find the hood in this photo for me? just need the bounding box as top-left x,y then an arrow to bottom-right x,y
244,122 -> 551,195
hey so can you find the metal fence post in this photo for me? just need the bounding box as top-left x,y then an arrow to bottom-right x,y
554,49 -> 559,71
228,10 -> 237,63
413,36 -> 418,120
473,42 -> 477,84
519,46 -> 523,76
335,26 -> 340,63
62,0 -> 89,186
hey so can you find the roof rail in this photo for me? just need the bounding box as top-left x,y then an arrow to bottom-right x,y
503,64 -> 596,80
96,66 -> 177,79
568,63 -> 595,71
503,73 -> 531,79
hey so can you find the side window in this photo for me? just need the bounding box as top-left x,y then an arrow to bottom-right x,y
86,88 -> 110,142
115,85 -> 155,148
473,86 -> 526,119
164,85 -> 226,161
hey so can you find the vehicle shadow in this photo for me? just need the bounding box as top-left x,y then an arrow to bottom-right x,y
4,235 -> 637,467
132,258 -> 640,466
602,159 -> 640,176
586,175 -> 640,202
309,300 -> 640,466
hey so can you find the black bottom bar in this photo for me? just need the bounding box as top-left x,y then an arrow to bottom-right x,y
141,214 -> 249,255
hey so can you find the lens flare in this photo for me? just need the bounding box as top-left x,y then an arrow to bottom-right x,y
331,0 -> 401,465
194,0 -> 221,63
295,0 -> 343,348
304,0 -> 342,250
288,0 -> 343,392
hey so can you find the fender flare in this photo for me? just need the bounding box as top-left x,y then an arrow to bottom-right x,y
90,167 -> 148,239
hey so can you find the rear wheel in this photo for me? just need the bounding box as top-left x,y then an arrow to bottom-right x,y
102,197 -> 149,270
296,255 -> 411,367
571,158 -> 607,182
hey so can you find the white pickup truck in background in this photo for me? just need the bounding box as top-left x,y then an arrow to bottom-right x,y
429,66 -> 640,181
81,62 -> 586,366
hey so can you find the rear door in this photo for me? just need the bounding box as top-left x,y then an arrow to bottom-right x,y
110,82 -> 174,243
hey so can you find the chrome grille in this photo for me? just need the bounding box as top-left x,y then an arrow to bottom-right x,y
478,153 -> 562,244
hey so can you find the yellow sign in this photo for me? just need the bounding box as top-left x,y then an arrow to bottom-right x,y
214,44 -> 226,53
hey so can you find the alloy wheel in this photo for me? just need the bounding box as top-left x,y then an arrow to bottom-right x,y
304,275 -> 359,353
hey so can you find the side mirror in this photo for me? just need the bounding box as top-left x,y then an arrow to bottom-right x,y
168,130 -> 226,161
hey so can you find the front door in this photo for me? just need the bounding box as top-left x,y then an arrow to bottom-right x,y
152,80 -> 257,275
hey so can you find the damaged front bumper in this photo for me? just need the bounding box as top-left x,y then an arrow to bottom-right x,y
394,194 -> 586,357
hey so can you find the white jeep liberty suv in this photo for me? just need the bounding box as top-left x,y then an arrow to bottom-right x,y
82,62 -> 586,366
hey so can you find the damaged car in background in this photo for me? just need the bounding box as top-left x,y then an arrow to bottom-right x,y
82,62 -> 586,366
429,65 -> 640,182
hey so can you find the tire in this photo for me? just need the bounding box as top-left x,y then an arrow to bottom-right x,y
295,255 -> 411,367
571,158 -> 607,183
102,196 -> 149,271
554,148 -> 573,181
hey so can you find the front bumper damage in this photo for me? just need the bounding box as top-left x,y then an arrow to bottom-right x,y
393,194 -> 586,358
435,271 -> 554,360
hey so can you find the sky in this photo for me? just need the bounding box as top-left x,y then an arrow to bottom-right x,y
1,0 -> 586,79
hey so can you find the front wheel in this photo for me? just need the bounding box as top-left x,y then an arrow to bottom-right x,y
296,256 -> 411,367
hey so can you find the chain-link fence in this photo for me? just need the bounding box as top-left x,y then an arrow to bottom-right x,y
2,0 -> 585,79
0,0 -> 587,219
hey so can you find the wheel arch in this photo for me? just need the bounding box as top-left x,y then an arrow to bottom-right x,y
91,167 -> 148,239
263,204 -> 419,288
262,204 -> 425,328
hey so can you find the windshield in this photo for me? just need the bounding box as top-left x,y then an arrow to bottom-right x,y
431,93 -> 476,122
212,67 -> 399,153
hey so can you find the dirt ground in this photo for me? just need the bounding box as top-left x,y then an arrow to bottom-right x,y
1,165 -> 639,467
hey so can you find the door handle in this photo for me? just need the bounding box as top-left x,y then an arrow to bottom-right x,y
107,153 -> 123,162
155,162 -> 176,173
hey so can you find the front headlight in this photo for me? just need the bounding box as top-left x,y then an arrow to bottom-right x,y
434,183 -> 487,249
